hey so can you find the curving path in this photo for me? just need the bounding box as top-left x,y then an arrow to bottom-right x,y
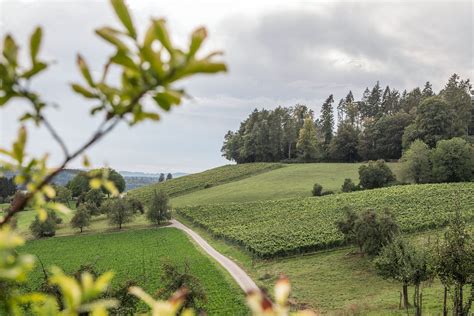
168,219 -> 259,293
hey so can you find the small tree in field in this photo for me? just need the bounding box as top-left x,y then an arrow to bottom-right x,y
30,211 -> 61,238
147,190 -> 170,225
400,139 -> 432,184
355,209 -> 399,256
55,185 -> 72,206
70,205 -> 91,233
341,178 -> 357,192
431,137 -> 474,183
102,198 -> 136,229
158,173 -> 166,183
359,160 -> 396,189
336,207 -> 362,251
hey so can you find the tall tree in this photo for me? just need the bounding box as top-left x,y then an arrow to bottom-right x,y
440,73 -> 472,135
296,117 -> 320,161
329,123 -> 360,162
337,98 -> 345,125
422,81 -> 434,98
166,173 -> 173,180
320,94 -> 335,151
367,81 -> 382,118
146,190 -> 170,225
0,177 -> 16,200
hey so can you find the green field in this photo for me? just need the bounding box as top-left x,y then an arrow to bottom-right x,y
21,228 -> 247,315
177,183 -> 474,257
129,163 -> 283,204
172,163 -> 401,207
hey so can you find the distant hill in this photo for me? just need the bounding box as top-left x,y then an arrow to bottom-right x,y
119,171 -> 188,178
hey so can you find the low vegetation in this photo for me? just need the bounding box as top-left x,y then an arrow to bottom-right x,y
129,163 -> 283,203
177,183 -> 474,257
20,228 -> 247,314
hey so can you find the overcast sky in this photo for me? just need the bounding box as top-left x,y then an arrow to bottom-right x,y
0,0 -> 472,173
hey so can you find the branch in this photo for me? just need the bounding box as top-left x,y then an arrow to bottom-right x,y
41,115 -> 70,158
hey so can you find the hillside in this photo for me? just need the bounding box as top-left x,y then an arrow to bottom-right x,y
177,183 -> 474,257
129,163 -> 283,203
172,163 -> 401,207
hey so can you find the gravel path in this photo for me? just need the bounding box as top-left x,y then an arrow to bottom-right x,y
169,219 -> 259,293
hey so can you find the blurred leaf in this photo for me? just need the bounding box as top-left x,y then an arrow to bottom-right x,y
30,27 -> 42,64
95,27 -> 129,52
110,0 -> 136,38
188,27 -> 207,59
3,35 -> 18,66
152,19 -> 174,56
77,55 -> 95,87
110,51 -> 139,72
153,90 -> 182,111
71,83 -> 97,99
12,126 -> 27,164
21,62 -> 48,79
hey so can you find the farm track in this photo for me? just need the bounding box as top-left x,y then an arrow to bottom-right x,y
168,219 -> 259,293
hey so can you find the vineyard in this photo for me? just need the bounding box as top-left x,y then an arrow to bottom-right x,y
129,163 -> 283,203
177,183 -> 474,258
21,228 -> 247,314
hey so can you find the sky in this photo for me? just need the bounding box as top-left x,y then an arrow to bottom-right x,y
0,0 -> 472,173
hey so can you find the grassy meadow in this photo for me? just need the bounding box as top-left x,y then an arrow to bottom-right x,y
21,228 -> 247,315
172,163 -> 401,207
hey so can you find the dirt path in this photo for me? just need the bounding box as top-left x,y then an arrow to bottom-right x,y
169,219 -> 259,293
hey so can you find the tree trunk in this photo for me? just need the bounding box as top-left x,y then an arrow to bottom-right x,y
443,286 -> 447,316
459,285 -> 463,316
402,284 -> 410,309
288,143 -> 291,159
80,227 -> 83,233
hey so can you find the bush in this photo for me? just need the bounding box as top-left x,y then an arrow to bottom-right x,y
358,160 -> 396,189
312,183 -> 323,196
431,137 -> 474,182
341,178 -> 357,192
203,183 -> 212,189
400,139 -> 432,183
146,190 -> 171,225
321,190 -> 334,196
29,211 -> 60,238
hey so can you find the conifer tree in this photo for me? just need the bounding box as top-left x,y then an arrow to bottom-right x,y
320,94 -> 335,150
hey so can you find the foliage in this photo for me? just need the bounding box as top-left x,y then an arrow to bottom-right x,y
70,205 -> 91,232
431,137 -> 474,182
67,172 -> 90,197
53,185 -> 72,205
341,178 -> 357,192
358,160 -> 396,189
296,117 -> 320,161
102,197 -> 138,229
0,176 -> 16,200
328,123 -> 359,162
177,183 -> 474,258
311,183 -> 323,196
320,94 -> 335,152
129,163 -> 283,204
400,140 -> 432,183
147,190 -> 170,225
156,261 -> 207,312
84,188 -> 104,207
29,211 -> 61,238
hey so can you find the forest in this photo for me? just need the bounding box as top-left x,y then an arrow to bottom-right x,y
221,74 -> 474,163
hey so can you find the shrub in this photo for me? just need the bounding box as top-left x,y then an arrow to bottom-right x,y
312,183 -> 323,196
30,211 -> 60,238
321,190 -> 334,196
358,160 -> 396,189
204,183 -> 212,189
146,190 -> 170,225
341,178 -> 357,192
431,137 -> 474,182
400,139 -> 432,183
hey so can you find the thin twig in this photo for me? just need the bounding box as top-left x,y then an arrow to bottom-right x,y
41,115 -> 70,158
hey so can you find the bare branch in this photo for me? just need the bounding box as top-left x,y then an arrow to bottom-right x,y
41,115 -> 70,158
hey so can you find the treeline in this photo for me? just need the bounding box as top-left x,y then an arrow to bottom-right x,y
222,74 -> 473,163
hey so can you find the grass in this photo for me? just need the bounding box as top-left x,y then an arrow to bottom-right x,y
129,163 -> 283,204
20,228 -> 248,315
174,213 -> 452,315
177,183 -> 474,257
172,163 -> 401,207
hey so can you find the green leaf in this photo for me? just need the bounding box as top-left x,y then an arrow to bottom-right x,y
30,27 -> 42,64
21,62 -> 47,79
172,59 -> 227,80
152,19 -> 174,56
12,127 -> 27,164
110,51 -> 139,72
153,90 -> 182,111
77,55 -> 95,87
141,46 -> 164,78
3,35 -> 18,66
95,27 -> 129,52
110,0 -> 136,38
188,27 -> 207,59
71,83 -> 97,99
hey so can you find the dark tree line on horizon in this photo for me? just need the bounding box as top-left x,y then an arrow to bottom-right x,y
221,74 -> 474,163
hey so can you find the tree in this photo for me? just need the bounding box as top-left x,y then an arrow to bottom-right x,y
320,94 -> 335,152
355,209 -> 399,256
329,123 -> 360,162
311,183 -> 323,197
90,168 -> 126,194
54,185 -> 72,206
158,173 -> 165,183
403,96 -> 457,148
336,207 -> 362,251
373,113 -> 413,160
341,178 -> 357,192
358,160 -> 396,189
440,73 -> 472,135
367,81 -> 382,118
375,238 -> 433,312
146,190 -> 170,225
0,177 -> 16,201
30,211 -> 62,238
67,172 -> 90,197
433,207 -> 474,316
431,137 -> 474,182
102,198 -> 137,229
422,81 -> 434,98
70,205 -> 91,233
84,189 -> 104,207
296,117 -> 320,161
166,173 -> 173,180
400,140 -> 432,183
